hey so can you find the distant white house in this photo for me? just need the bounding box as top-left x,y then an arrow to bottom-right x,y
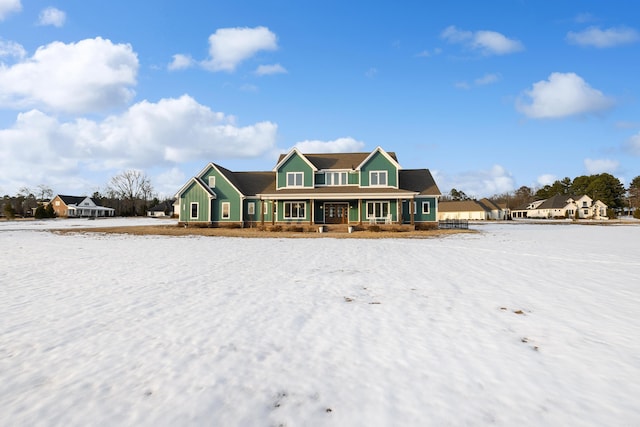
49,195 -> 115,218
511,194 -> 608,220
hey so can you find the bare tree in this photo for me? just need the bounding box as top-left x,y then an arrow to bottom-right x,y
108,170 -> 154,215
36,184 -> 54,201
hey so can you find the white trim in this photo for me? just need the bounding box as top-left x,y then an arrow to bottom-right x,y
272,148 -> 318,172
356,146 -> 401,171
323,170 -> 349,186
221,202 -> 231,219
369,170 -> 388,187
286,171 -> 305,187
422,201 -> 430,215
174,177 -> 216,199
257,191 -> 418,200
366,201 -> 390,219
283,201 -> 306,219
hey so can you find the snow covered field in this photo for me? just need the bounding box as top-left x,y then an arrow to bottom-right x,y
1,219 -> 639,426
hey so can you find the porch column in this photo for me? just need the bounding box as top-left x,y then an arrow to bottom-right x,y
260,200 -> 265,226
272,201 -> 276,225
310,200 -> 314,225
410,199 -> 415,225
358,199 -> 363,225
397,199 -> 401,224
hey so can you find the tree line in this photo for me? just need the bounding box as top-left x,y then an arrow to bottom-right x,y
1,170 -> 174,219
445,173 -> 640,219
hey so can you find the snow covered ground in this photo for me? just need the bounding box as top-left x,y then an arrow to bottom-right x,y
1,219 -> 639,426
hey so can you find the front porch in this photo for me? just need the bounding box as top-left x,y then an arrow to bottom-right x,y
256,198 -> 423,226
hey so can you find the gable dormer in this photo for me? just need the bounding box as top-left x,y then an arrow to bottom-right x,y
78,197 -> 97,208
357,147 -> 400,188
273,148 -> 317,189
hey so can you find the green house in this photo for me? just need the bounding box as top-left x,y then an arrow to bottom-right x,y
175,146 -> 441,227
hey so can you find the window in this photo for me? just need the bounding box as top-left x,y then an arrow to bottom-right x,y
209,176 -> 216,188
583,209 -> 588,215
367,201 -> 389,218
326,171 -> 348,186
582,201 -> 587,207
190,202 -> 198,219
422,201 -> 430,214
284,202 -> 305,219
264,202 -> 270,215
221,202 -> 230,219
369,171 -> 387,186
286,172 -> 304,187
55,201 -> 60,206
248,202 -> 255,215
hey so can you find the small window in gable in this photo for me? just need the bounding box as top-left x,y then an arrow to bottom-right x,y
287,172 -> 304,187
209,176 -> 216,188
370,171 -> 388,186
222,202 -> 230,219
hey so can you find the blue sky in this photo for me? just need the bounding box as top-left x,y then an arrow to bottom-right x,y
1,0 -> 639,198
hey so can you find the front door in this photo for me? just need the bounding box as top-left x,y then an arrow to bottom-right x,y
324,203 -> 349,224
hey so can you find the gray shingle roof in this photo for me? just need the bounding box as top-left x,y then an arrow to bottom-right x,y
438,200 -> 487,212
276,152 -> 398,170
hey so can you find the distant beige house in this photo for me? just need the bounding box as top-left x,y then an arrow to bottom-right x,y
50,195 -> 115,218
438,198 -> 509,220
511,194 -> 608,220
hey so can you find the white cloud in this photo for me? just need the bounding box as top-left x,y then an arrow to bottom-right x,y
0,37 -> 138,114
584,158 -> 619,174
365,67 -> 378,78
0,39 -> 26,59
455,73 -> 502,89
438,165 -> 515,198
415,48 -> 442,57
0,0 -> 21,20
567,26 -> 639,48
624,132 -> 640,156
516,72 -> 614,119
291,137 -> 365,154
537,174 -> 557,186
455,73 -> 501,90
441,25 -> 523,56
168,54 -> 194,71
38,7 -> 66,27
0,96 -> 278,194
475,73 -> 501,86
255,63 -> 287,76
202,26 -> 278,72
574,13 -> 596,24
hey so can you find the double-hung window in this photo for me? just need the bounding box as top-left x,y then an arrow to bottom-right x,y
326,171 -> 348,186
287,172 -> 304,187
190,202 -> 199,219
284,202 -> 305,219
422,201 -> 430,215
369,171 -> 387,186
366,201 -> 389,219
221,202 -> 230,219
